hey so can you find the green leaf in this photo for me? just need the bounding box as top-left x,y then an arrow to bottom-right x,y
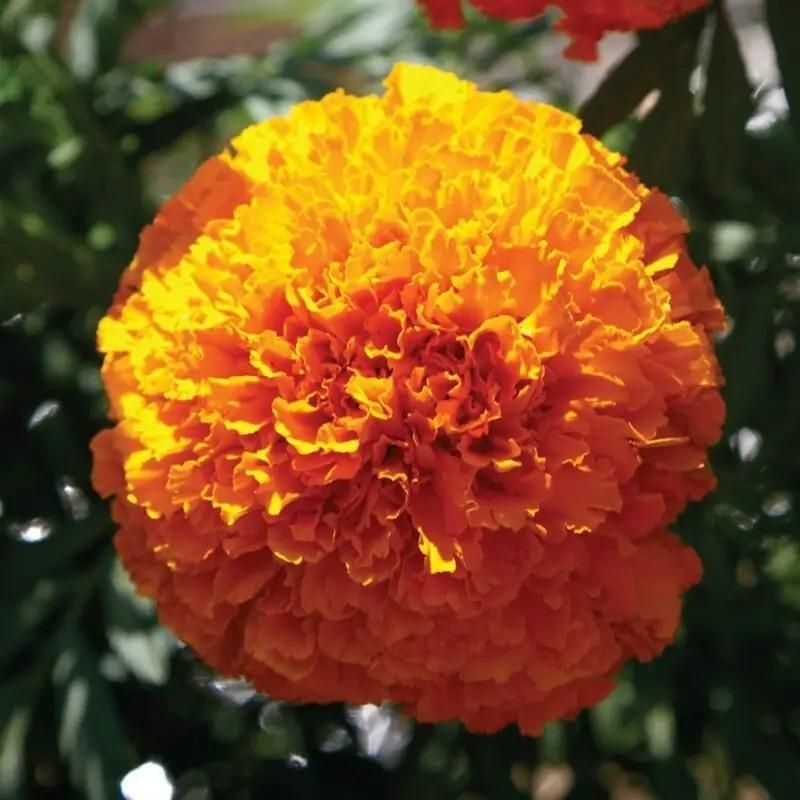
649,761 -> 698,800
719,700 -> 800,799
0,201 -> 107,318
644,704 -> 675,760
765,0 -> 800,141
0,578 -> 63,673
590,681 -> 642,755
0,514 -> 112,605
0,681 -> 34,800
627,26 -> 699,192
52,631 -> 134,800
579,39 -> 674,138
746,119 -> 800,216
129,90 -> 241,159
580,13 -> 706,138
699,6 -> 753,199
66,0 -> 168,79
717,277 -> 775,432
102,559 -> 173,685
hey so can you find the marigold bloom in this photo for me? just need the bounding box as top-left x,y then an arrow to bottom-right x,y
92,64 -> 724,735
418,0 -> 709,59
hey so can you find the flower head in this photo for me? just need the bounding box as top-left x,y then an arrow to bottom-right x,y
92,63 -> 724,735
418,0 -> 709,59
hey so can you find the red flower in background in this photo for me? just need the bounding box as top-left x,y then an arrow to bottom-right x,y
418,0 -> 709,59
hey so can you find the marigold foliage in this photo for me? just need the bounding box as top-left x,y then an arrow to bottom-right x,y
92,63 -> 724,735
418,0 -> 709,59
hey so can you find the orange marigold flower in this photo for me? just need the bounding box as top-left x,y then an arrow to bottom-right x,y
91,64 -> 724,735
418,0 -> 709,59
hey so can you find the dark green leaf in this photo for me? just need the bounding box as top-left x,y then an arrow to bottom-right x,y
650,760 -> 698,800
765,0 -> 800,140
52,631 -> 134,800
0,201 -> 107,318
102,559 -> 173,685
67,0 -> 168,79
590,682 -> 642,755
579,39 -> 674,138
627,44 -> 696,191
0,578 -> 63,673
719,701 -> 800,800
0,681 -> 35,800
0,515 -> 111,605
717,276 -> 775,432
699,6 -> 753,198
130,90 -> 241,158
580,13 -> 705,138
745,119 -> 800,216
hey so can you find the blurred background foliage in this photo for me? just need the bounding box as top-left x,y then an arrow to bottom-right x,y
1,0 -> 800,798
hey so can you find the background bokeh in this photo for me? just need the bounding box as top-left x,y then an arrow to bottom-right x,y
2,1 -> 800,798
